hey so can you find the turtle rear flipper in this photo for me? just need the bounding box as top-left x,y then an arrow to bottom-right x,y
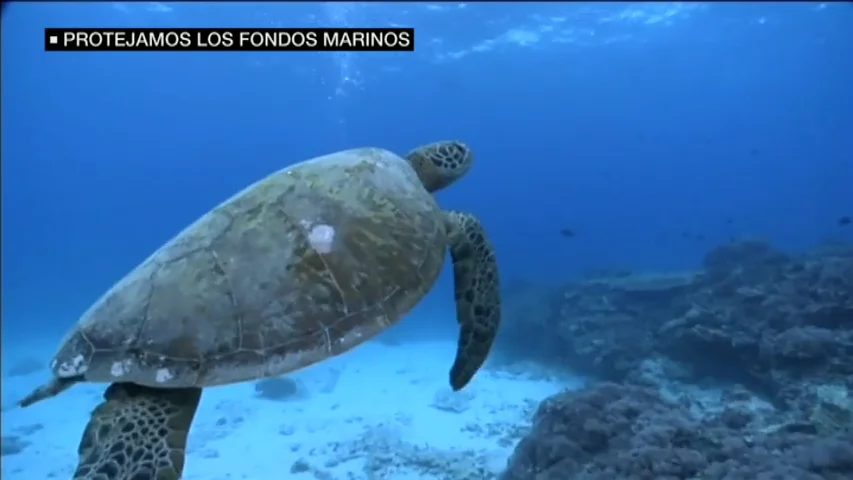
73,383 -> 201,480
444,210 -> 501,391
19,376 -> 81,407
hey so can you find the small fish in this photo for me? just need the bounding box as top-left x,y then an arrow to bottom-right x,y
839,216 -> 851,226
559,228 -> 576,238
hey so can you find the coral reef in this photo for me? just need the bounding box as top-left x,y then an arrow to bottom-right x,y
503,239 -> 853,411
499,239 -> 853,477
502,383 -> 853,480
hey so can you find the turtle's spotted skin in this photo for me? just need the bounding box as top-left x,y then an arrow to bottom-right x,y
444,210 -> 501,390
72,384 -> 200,480
19,141 -> 501,480
406,141 -> 473,192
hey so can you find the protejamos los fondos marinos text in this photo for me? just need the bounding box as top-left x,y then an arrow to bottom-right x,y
44,27 -> 416,52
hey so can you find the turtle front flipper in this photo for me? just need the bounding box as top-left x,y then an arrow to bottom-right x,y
73,383 -> 202,480
444,210 -> 501,391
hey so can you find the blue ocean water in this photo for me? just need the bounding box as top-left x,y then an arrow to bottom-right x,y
1,2 -> 852,480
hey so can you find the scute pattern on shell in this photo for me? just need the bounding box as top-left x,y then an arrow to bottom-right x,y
53,148 -> 447,387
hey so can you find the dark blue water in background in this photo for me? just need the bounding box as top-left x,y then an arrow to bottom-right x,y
2,2 -> 851,343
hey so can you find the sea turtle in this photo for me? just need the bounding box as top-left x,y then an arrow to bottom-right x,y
19,141 -> 501,480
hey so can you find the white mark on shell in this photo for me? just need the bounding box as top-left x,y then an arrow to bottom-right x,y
307,223 -> 336,254
342,331 -> 363,343
55,354 -> 88,377
110,359 -> 133,378
155,368 -> 174,383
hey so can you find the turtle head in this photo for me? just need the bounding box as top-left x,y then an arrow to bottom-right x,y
405,141 -> 473,193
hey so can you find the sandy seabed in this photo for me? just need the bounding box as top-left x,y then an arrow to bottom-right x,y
1,337 -> 583,479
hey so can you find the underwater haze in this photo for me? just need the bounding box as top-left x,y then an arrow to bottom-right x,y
2,2 -> 852,480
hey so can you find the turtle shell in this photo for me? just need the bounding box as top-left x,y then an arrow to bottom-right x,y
50,147 -> 446,387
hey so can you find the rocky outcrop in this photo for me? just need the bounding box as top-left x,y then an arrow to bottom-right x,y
500,239 -> 853,428
502,383 -> 853,480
